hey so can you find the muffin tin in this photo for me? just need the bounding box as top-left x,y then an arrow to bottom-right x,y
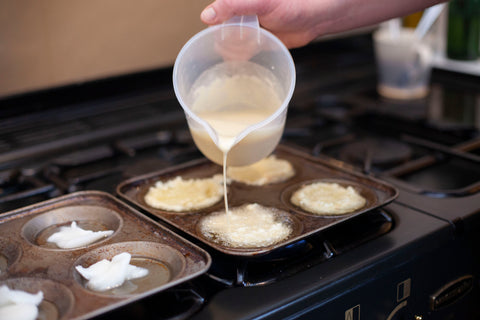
117,144 -> 398,256
0,191 -> 211,320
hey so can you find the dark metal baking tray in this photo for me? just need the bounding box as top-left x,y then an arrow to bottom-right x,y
117,144 -> 398,257
0,191 -> 211,320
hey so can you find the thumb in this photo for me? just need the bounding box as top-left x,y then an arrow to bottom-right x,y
200,1 -> 234,25
200,0 -> 264,25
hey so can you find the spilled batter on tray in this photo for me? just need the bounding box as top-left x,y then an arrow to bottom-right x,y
0,285 -> 43,320
199,203 -> 292,248
226,155 -> 295,186
47,221 -> 114,249
291,181 -> 366,215
75,252 -> 149,292
144,174 -> 225,212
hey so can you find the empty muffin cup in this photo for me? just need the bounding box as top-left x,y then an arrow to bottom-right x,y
0,238 -> 22,275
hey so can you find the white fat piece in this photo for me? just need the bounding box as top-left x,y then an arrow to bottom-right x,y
0,285 -> 43,320
47,221 -> 114,249
75,252 -> 149,292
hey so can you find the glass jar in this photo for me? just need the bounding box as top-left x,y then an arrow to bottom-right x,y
447,0 -> 480,60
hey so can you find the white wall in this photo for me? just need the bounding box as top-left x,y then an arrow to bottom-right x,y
0,0 -> 211,98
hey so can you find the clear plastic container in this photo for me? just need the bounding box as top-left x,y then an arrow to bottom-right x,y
373,27 -> 433,100
173,16 -> 296,166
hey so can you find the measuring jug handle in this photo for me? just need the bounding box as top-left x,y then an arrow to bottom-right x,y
223,15 -> 260,29
221,15 -> 260,42
217,15 -> 261,60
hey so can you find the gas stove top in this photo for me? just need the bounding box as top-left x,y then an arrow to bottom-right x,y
0,34 -> 479,319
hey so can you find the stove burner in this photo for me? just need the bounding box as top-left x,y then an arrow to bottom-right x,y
206,210 -> 393,287
206,239 -> 318,287
123,158 -> 171,178
339,138 -> 413,171
315,95 -> 353,121
95,286 -> 205,320
0,168 -> 58,212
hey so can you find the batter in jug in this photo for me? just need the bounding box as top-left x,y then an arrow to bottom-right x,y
188,60 -> 285,214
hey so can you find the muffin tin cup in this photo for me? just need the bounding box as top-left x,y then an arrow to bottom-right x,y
22,205 -> 122,250
0,237 -> 22,274
73,241 -> 186,297
281,178 -> 379,218
0,191 -> 211,319
0,277 -> 74,320
196,204 -> 304,253
117,144 -> 398,257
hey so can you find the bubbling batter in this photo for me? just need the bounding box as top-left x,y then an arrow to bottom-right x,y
199,203 -> 292,248
227,155 -> 295,186
144,175 -> 224,212
291,182 -> 366,215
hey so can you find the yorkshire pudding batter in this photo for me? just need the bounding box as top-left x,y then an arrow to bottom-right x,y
227,155 -> 295,186
199,203 -> 292,248
144,175 -> 224,212
291,181 -> 366,215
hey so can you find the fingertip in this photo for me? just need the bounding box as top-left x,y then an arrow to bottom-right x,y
201,6 -> 217,24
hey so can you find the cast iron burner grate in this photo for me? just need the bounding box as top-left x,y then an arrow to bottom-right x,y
338,138 -> 413,172
0,168 -> 59,212
379,137 -> 480,196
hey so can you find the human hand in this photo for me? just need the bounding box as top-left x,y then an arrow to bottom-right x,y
200,0 -> 446,49
200,0 -> 331,48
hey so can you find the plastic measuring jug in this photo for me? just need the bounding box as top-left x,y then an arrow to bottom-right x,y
173,15 -> 296,167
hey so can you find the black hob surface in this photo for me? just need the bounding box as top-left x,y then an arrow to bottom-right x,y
0,34 -> 479,319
